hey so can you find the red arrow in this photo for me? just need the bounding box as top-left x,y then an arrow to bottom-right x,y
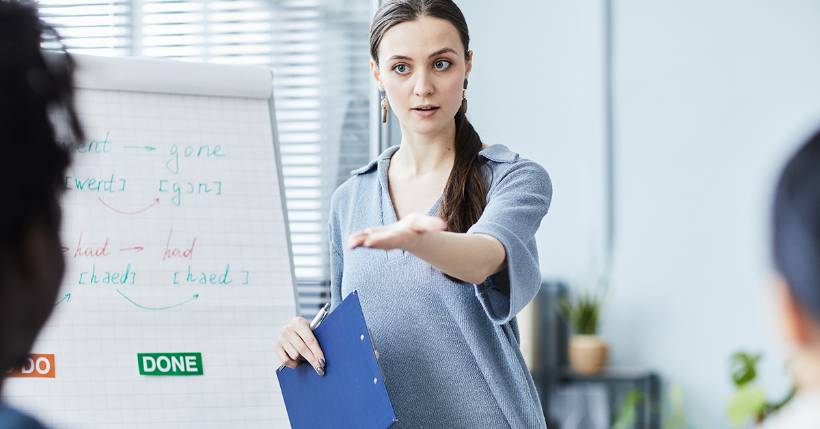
119,246 -> 145,253
98,197 -> 159,215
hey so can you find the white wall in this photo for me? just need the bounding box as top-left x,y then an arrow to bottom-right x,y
460,0 -> 608,290
461,0 -> 607,374
607,1 -> 820,427
463,0 -> 820,427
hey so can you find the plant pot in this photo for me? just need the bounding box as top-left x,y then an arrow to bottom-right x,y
569,335 -> 608,374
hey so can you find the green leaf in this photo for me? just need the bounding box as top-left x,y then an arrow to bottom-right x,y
558,292 -> 602,335
662,385 -> 687,429
612,390 -> 641,429
730,352 -> 761,387
727,385 -> 766,427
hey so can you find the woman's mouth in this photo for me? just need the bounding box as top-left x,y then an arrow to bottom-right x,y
411,105 -> 440,118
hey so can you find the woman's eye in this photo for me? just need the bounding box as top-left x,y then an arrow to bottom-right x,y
393,64 -> 409,74
433,60 -> 452,71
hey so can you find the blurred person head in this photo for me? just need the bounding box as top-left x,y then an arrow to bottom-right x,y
0,0 -> 82,386
772,128 -> 820,388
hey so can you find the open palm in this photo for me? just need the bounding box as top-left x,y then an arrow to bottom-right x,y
347,213 -> 447,251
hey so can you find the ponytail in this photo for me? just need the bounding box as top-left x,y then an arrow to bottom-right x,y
439,100 -> 487,233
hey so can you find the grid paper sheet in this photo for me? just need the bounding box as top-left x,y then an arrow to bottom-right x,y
3,86 -> 296,428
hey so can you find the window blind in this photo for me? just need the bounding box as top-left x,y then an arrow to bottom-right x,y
38,0 -> 374,317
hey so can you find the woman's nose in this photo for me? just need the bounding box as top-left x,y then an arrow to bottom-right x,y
413,71 -> 434,97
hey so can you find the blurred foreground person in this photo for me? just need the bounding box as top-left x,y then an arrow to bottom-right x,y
766,129 -> 820,428
0,1 -> 83,428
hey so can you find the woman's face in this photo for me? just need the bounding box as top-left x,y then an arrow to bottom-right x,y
372,16 -> 472,137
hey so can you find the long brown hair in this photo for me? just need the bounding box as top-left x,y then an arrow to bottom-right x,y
369,0 -> 487,234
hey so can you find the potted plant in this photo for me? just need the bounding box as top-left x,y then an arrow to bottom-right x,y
560,292 -> 607,374
727,351 -> 795,427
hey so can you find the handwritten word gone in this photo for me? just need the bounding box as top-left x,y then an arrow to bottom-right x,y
164,144 -> 225,175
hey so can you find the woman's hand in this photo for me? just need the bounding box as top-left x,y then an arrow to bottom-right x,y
276,317 -> 326,376
347,213 -> 447,251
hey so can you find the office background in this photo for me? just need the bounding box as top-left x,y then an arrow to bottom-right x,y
38,0 -> 820,427
462,0 -> 820,427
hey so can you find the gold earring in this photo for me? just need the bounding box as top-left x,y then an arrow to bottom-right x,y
462,78 -> 468,112
381,96 -> 389,124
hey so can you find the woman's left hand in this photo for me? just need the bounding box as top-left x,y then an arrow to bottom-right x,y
347,213 -> 447,251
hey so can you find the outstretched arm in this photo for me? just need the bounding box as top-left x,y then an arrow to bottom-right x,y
347,213 -> 505,284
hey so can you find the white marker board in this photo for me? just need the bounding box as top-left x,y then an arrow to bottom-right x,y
3,54 -> 297,428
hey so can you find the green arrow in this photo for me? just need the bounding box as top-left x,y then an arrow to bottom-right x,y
55,293 -> 71,305
123,145 -> 157,152
116,289 -> 199,311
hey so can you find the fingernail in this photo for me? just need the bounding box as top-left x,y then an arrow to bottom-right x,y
315,366 -> 325,377
319,358 -> 325,368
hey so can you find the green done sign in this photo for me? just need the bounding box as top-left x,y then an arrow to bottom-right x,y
138,352 -> 203,376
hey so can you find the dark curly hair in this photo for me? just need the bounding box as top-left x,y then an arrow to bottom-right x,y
773,128 -> 820,320
0,0 -> 83,252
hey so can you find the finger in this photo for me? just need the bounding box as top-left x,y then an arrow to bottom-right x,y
277,348 -> 299,369
351,226 -> 384,239
362,236 -> 386,249
293,320 -> 325,370
364,230 -> 400,249
277,345 -> 299,368
348,237 -> 365,249
347,231 -> 368,249
350,228 -> 377,238
280,337 -> 302,362
285,329 -> 316,363
350,233 -> 373,249
285,330 -> 324,377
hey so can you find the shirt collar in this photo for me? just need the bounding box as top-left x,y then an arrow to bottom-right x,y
349,144 -> 518,176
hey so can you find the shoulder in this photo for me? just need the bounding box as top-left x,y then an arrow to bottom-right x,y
329,174 -> 366,220
329,145 -> 397,216
0,405 -> 48,429
347,144 -> 399,177
762,391 -> 820,429
480,144 -> 552,198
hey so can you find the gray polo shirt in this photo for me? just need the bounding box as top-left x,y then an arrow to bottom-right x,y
328,144 -> 552,428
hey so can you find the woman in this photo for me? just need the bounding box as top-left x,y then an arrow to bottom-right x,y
763,130 -> 820,428
276,1 -> 551,427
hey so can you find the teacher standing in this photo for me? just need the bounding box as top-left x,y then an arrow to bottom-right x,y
276,1 -> 552,427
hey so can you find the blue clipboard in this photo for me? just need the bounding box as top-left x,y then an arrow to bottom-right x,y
276,291 -> 397,429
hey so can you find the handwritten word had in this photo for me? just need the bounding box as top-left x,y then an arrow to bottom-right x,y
163,229 -> 196,261
73,233 -> 109,258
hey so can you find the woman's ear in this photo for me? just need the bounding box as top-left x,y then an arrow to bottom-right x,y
465,50 -> 473,78
370,59 -> 382,90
